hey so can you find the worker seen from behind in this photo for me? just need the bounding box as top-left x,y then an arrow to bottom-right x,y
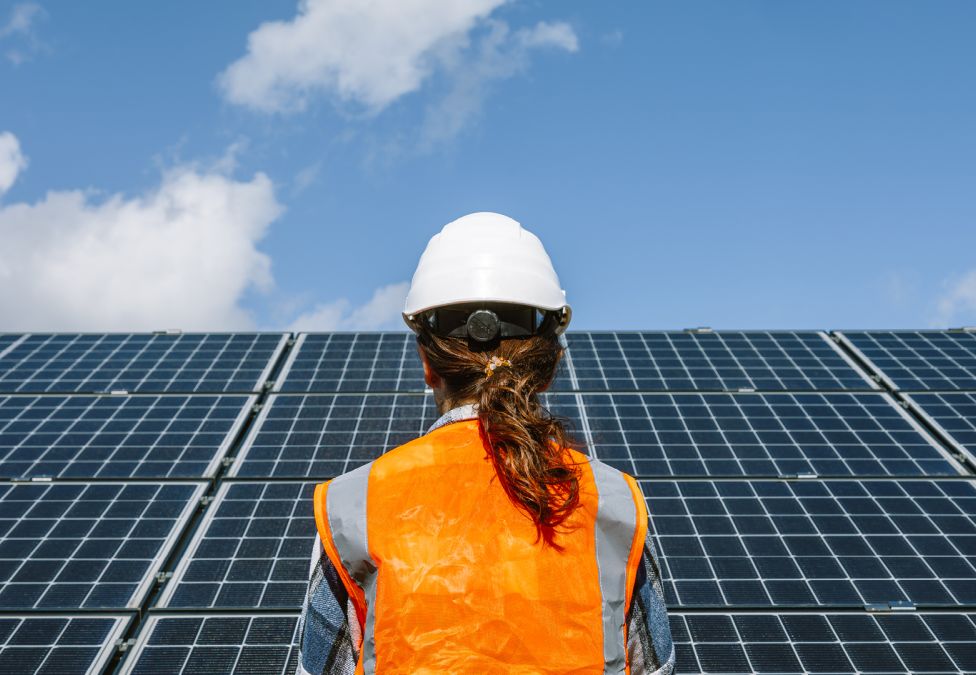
297,212 -> 674,674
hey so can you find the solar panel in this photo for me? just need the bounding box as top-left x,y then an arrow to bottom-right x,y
645,479 -> 976,609
0,395 -> 255,479
905,392 -> 976,467
581,392 -> 961,478
119,614 -> 299,675
121,611 -> 976,675
230,391 -> 957,479
0,614 -> 130,674
556,331 -> 876,392
275,333 -> 425,393
230,393 -> 581,478
0,333 -> 288,394
671,611 -> 976,674
157,482 -> 314,610
837,330 -> 976,391
0,481 -> 205,609
275,331 -> 875,393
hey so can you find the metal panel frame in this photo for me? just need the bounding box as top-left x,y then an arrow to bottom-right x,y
124,481 -> 208,609
155,481 -> 314,608
0,334 -> 27,361
818,331 -> 882,390
902,392 -> 976,468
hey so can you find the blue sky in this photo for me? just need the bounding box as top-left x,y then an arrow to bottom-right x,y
0,0 -> 974,331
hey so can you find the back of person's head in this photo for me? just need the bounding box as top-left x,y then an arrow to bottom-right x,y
404,212 -> 580,542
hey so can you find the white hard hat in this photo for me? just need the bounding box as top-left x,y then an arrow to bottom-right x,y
403,212 -> 571,334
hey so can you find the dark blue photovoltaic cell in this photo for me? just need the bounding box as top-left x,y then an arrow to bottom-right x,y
645,479 -> 976,609
0,395 -> 253,479
841,331 -> 976,391
0,615 -> 129,674
0,481 -> 203,609
120,614 -> 299,675
672,612 -> 976,674
0,333 -> 285,394
555,331 -> 873,392
158,483 -> 315,610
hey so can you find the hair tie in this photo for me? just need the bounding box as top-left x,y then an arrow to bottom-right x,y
484,355 -> 512,379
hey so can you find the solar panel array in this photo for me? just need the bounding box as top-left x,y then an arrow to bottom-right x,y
0,329 -> 974,673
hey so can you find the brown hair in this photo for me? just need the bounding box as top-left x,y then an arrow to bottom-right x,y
416,326 -> 582,542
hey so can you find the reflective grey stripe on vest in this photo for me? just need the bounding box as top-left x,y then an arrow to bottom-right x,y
326,462 -> 379,674
590,460 -> 639,674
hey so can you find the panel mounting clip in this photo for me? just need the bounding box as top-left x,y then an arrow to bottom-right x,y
889,600 -> 916,611
252,403 -> 264,413
116,638 -> 137,652
221,457 -> 236,468
153,329 -> 183,335
155,571 -> 173,584
684,327 -> 713,334
200,495 -> 215,507
736,387 -> 756,393
108,389 -> 129,396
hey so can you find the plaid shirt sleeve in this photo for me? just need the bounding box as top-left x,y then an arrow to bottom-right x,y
296,535 -> 361,675
627,532 -> 675,674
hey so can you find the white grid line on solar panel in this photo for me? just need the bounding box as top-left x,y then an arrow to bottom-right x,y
274,333 -> 425,393
837,331 -> 976,391
641,479 -> 976,609
552,331 -> 878,392
580,392 -> 963,478
0,481 -> 206,610
228,393 -> 584,478
0,394 -> 256,479
119,613 -> 299,675
0,333 -> 288,394
0,614 -> 130,675
903,392 -> 976,469
0,335 -> 26,360
670,612 -> 976,674
157,482 -> 314,610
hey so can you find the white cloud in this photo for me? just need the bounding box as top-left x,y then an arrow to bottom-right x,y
290,281 -> 409,331
220,0 -> 504,113
218,0 -> 578,142
420,19 -> 577,148
0,131 -> 27,196
1,2 -> 47,65
0,132 -> 284,331
936,269 -> 976,327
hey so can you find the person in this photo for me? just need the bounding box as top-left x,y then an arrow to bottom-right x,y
297,212 -> 674,674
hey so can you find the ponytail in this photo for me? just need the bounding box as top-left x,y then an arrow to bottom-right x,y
416,328 -> 581,541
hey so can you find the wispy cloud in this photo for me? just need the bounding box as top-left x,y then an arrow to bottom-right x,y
0,131 -> 27,195
289,281 -> 409,331
419,19 -> 577,149
1,2 -> 47,65
935,269 -> 976,327
0,131 -> 284,331
219,0 -> 577,144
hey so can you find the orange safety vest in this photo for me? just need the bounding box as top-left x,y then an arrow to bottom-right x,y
313,419 -> 648,675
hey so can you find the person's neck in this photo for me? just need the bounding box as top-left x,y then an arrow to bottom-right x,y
433,388 -> 477,416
